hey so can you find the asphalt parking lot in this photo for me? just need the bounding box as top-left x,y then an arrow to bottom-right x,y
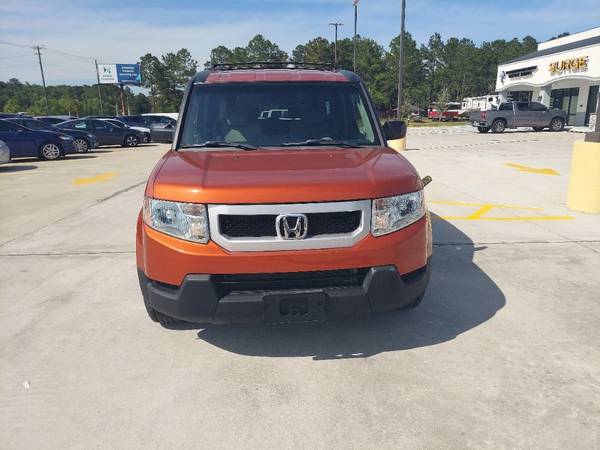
1,129 -> 599,448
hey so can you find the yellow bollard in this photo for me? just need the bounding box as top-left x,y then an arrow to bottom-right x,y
567,140 -> 600,213
388,137 -> 406,152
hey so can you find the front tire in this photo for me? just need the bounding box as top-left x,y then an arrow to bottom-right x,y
550,117 -> 565,132
491,119 -> 506,133
73,138 -> 89,153
477,126 -> 490,133
39,142 -> 62,160
124,134 -> 139,147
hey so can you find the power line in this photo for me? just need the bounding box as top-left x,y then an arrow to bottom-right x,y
0,54 -> 32,60
0,40 -> 33,49
43,47 -> 95,61
0,39 -> 98,61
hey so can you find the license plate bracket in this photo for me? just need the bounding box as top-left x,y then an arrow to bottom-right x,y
264,291 -> 326,323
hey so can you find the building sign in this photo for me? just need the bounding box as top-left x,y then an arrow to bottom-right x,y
549,56 -> 589,74
98,63 -> 142,85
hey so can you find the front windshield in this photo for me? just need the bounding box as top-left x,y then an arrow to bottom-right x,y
106,120 -> 126,128
180,82 -> 380,148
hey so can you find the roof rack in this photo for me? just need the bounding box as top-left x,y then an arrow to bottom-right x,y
211,61 -> 335,71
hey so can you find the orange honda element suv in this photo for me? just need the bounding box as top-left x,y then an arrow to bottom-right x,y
137,63 -> 432,325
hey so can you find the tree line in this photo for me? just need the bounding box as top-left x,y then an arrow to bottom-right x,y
0,31 -> 539,116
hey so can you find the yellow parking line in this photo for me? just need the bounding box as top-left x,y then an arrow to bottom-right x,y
429,199 -> 573,221
429,200 -> 543,211
438,215 -> 573,221
505,163 -> 559,175
74,172 -> 117,186
467,204 -> 495,220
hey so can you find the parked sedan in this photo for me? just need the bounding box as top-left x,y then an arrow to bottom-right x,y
6,117 -> 97,153
101,118 -> 152,143
0,139 -> 10,164
117,115 -> 175,143
57,118 -> 145,147
0,119 -> 76,160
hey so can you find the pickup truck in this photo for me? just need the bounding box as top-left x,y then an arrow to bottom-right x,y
470,101 -> 566,133
136,64 -> 432,326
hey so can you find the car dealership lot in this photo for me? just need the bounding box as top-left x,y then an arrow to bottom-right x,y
1,132 -> 599,448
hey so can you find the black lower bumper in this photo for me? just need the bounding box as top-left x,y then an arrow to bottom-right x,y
138,261 -> 431,324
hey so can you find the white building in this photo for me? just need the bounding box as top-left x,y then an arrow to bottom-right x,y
496,26 -> 600,126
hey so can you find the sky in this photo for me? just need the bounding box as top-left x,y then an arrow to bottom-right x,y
0,0 -> 599,87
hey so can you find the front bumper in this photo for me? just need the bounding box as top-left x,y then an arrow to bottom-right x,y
138,260 -> 430,324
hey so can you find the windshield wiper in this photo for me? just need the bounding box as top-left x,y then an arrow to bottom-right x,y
181,141 -> 258,151
281,138 -> 361,148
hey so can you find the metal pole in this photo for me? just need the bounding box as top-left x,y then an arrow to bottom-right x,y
119,84 -> 126,116
34,45 -> 49,114
397,0 -> 406,120
94,59 -> 104,115
328,22 -> 343,66
353,1 -> 358,71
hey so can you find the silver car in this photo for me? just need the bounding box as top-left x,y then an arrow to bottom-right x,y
0,139 -> 10,165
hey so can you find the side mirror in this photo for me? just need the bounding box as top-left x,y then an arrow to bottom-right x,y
383,120 -> 407,141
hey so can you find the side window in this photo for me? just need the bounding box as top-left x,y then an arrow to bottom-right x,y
529,102 -> 548,112
352,94 -> 374,142
517,102 -> 529,111
24,120 -> 40,130
92,120 -> 111,130
73,120 -> 87,129
0,121 -> 15,132
499,103 -> 513,111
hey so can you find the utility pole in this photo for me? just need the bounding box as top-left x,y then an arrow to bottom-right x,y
34,45 -> 49,114
328,22 -> 343,66
94,59 -> 104,115
353,0 -> 359,71
119,84 -> 126,116
397,0 -> 406,120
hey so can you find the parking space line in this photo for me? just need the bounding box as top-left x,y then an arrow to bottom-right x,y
505,163 -> 559,175
430,200 -> 543,211
74,172 -> 117,186
429,200 -> 573,221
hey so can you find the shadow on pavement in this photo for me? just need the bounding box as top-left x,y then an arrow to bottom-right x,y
65,154 -> 98,160
193,216 -> 505,359
0,164 -> 38,173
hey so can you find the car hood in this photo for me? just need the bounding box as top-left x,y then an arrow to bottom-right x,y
149,147 -> 422,204
130,126 -> 151,133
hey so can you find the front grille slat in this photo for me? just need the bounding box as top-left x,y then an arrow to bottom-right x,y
215,268 -> 368,296
219,211 -> 361,238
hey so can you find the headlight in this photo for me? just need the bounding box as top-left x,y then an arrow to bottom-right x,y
143,197 -> 209,243
371,191 -> 425,236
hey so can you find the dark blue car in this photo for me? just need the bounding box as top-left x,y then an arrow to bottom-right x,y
0,119 -> 76,160
6,117 -> 98,153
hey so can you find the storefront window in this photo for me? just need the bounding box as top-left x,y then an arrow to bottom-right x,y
507,91 -> 533,102
585,86 -> 599,126
551,88 -> 579,125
